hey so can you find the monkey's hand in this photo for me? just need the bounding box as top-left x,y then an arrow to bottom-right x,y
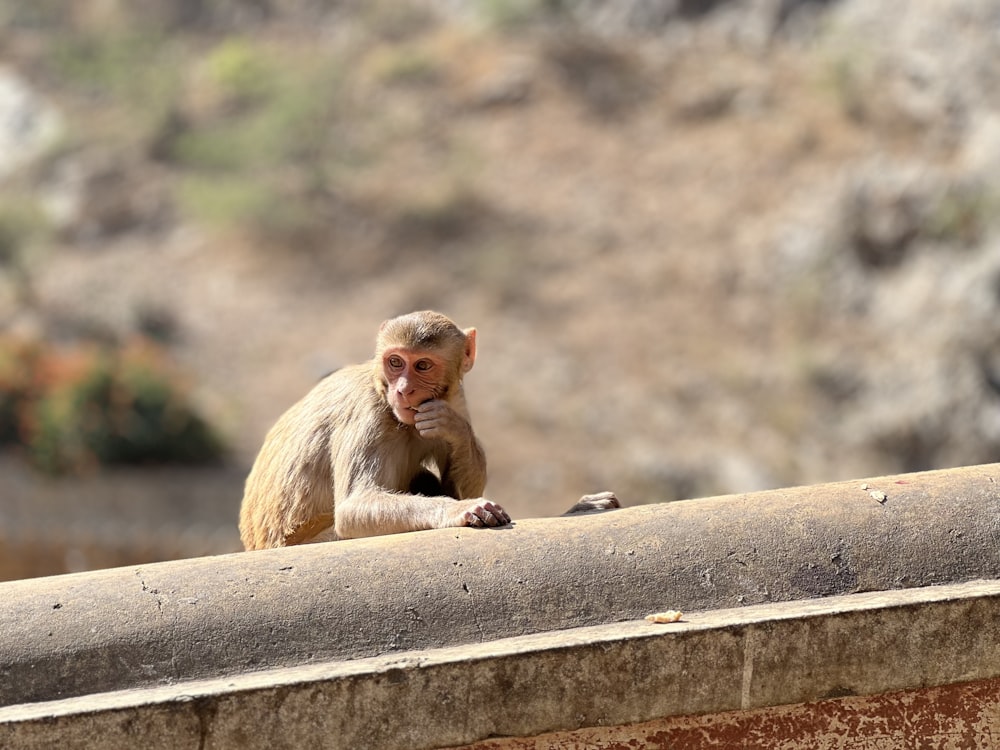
412,399 -> 474,445
414,399 -> 487,501
445,498 -> 511,528
563,491 -> 621,515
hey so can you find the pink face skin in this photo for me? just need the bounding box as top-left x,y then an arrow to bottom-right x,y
383,348 -> 449,425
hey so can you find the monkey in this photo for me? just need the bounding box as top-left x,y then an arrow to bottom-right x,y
239,310 -> 619,550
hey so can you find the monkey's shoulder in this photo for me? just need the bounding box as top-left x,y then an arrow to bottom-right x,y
308,361 -> 376,396
282,361 -> 393,434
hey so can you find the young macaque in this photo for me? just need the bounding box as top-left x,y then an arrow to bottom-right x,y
239,310 -> 618,550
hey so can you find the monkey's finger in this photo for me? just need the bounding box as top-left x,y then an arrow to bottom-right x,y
476,507 -> 500,526
414,411 -> 455,428
481,502 -> 512,527
414,416 -> 444,431
412,399 -> 445,415
485,502 -> 511,525
462,511 -> 486,527
415,424 -> 445,441
464,503 -> 497,527
415,420 -> 461,442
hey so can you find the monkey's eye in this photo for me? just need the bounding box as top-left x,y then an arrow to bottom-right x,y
387,355 -> 405,370
415,359 -> 434,372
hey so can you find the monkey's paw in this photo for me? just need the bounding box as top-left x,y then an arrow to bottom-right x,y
451,499 -> 511,528
563,491 -> 620,515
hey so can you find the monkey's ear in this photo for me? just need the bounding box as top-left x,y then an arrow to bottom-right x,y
462,328 -> 477,373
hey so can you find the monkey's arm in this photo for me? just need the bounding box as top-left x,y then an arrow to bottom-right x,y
334,479 -> 506,540
334,484 -> 454,539
412,399 -> 487,500
332,437 -> 503,540
437,433 -> 487,500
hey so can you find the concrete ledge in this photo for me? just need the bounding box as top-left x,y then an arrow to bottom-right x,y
2,579 -> 999,749
1,463 -> 998,707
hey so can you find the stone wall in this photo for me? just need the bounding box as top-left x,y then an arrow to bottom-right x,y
1,464 -> 998,748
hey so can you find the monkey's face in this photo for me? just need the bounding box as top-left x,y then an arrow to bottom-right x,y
382,348 -> 450,425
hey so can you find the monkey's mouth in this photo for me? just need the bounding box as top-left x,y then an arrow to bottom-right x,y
392,398 -> 433,422
392,403 -> 422,422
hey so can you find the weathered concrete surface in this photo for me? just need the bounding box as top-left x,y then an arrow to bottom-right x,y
1,580 -> 999,749
1,463 -> 998,707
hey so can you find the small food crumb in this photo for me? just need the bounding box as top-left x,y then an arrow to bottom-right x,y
645,610 -> 683,624
870,489 -> 887,503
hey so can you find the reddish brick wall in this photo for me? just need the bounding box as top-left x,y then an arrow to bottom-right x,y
457,677 -> 1000,750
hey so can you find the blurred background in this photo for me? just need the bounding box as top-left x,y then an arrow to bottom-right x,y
1,0 -> 999,581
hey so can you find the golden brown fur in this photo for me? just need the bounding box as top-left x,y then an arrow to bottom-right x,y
239,311 -> 619,550
239,312 -> 496,549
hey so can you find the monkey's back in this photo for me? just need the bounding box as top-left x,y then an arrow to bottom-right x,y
238,362 -> 385,550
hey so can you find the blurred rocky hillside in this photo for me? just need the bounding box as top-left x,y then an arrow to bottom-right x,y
1,0 -> 999,577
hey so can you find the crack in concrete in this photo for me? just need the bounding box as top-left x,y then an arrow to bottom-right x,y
136,569 -> 164,615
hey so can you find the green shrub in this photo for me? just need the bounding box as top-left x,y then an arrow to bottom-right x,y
0,0 -> 65,29
171,38 -> 339,241
0,197 -> 48,263
205,38 -> 278,107
0,194 -> 51,286
177,172 -> 326,242
924,182 -> 998,247
50,30 -> 183,141
0,337 -> 224,474
369,45 -> 443,87
52,30 -> 170,100
474,0 -> 579,29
